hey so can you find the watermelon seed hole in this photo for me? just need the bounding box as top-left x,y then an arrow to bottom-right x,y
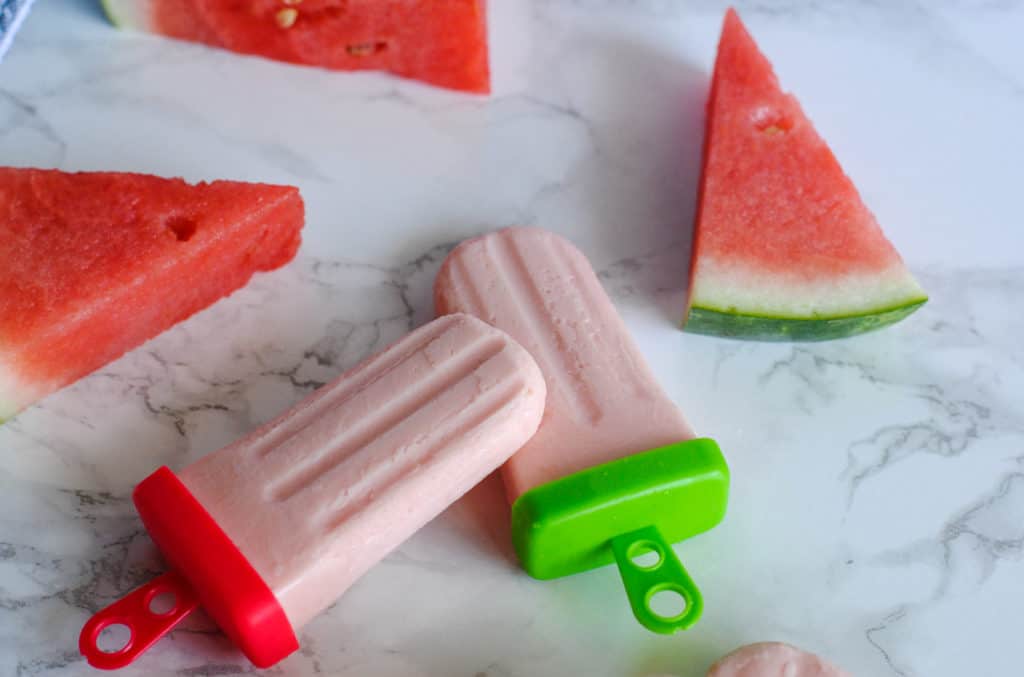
347,41 -> 388,57
166,216 -> 197,242
751,107 -> 793,135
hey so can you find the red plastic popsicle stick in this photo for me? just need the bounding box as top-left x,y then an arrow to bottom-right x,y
79,571 -> 199,670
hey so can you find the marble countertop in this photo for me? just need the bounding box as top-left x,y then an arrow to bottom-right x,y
2,1 -> 1023,675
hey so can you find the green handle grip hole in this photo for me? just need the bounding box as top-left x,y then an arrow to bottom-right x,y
646,585 -> 688,622
627,540 -> 663,570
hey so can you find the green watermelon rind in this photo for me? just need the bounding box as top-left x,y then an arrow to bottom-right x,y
684,296 -> 927,342
0,383 -> 15,423
100,0 -> 154,30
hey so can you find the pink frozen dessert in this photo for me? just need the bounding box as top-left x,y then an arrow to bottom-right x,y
435,227 -> 729,633
707,642 -> 852,677
80,313 -> 546,669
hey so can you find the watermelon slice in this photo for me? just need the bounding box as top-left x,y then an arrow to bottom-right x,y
0,168 -> 303,421
685,9 -> 927,341
101,0 -> 491,94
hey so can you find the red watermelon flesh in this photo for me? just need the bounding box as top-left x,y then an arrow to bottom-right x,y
103,0 -> 490,94
685,9 -> 926,340
0,168 -> 304,420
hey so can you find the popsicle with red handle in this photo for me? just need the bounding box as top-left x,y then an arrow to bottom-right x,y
80,313 -> 546,669
434,227 -> 729,633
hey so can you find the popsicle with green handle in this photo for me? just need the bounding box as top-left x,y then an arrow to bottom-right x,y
434,226 -> 729,633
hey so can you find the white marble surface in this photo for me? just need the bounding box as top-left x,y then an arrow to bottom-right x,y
2,1 -> 1023,675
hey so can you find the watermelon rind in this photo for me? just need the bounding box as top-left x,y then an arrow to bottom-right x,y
0,369 -> 26,423
100,0 -> 155,30
685,254 -> 928,341
685,297 -> 927,342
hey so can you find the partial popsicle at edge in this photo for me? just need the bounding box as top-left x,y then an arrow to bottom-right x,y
80,313 -> 546,669
706,642 -> 852,677
435,226 -> 729,634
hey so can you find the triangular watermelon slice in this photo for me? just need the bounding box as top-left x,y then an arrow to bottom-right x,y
102,0 -> 491,94
685,9 -> 927,341
0,168 -> 304,421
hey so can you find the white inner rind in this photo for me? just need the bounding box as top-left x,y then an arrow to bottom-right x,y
0,360 -> 44,421
691,258 -> 927,318
101,0 -> 158,30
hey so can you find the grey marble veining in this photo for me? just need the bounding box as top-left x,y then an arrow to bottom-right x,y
1,1 -> 1023,676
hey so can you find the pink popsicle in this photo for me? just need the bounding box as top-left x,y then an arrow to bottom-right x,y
437,227 -> 694,501
435,227 -> 729,633
707,643 -> 852,677
80,313 -> 546,669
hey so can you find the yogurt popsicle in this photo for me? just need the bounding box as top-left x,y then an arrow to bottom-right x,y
706,643 -> 852,677
80,313 -> 546,669
435,227 -> 729,633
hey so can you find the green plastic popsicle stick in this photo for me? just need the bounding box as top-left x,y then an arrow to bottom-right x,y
610,525 -> 703,633
509,438 -> 728,633
511,439 -> 729,580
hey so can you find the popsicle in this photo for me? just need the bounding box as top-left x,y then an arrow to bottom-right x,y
434,227 -> 729,633
706,643 -> 852,677
79,313 -> 546,669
